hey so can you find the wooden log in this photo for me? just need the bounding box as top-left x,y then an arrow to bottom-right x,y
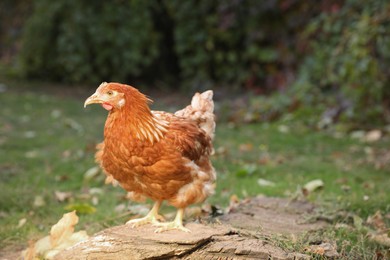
55,197 -> 326,259
55,223 -> 311,260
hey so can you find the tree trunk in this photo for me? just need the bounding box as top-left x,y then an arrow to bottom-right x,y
55,197 -> 326,260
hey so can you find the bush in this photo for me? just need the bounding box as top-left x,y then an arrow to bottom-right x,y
167,0 -> 320,90
19,0 -> 321,89
293,0 -> 390,126
20,0 -> 159,83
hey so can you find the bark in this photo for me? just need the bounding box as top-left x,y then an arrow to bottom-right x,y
55,197 -> 326,260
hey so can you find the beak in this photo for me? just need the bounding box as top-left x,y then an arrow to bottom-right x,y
84,93 -> 102,108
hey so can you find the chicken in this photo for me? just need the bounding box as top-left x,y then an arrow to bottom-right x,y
84,82 -> 216,232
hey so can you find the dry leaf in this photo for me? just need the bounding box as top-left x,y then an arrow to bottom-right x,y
91,196 -> 99,206
105,174 -> 119,187
55,191 -> 73,202
22,211 -> 89,259
239,143 -> 253,152
364,130 -> 382,142
367,211 -> 387,232
257,178 -> 276,187
17,218 -> 27,228
304,242 -> 339,258
215,146 -> 228,156
33,195 -> 45,207
83,166 -> 100,181
369,232 -> 390,247
278,125 -> 290,133
226,194 -> 240,213
89,188 -> 103,195
302,179 -> 324,196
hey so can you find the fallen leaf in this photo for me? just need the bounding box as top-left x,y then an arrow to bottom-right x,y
33,195 -> 46,207
367,211 -> 387,232
91,196 -> 99,206
235,164 -> 257,177
225,194 -> 240,213
278,125 -> 290,133
215,146 -> 228,156
83,166 -> 100,181
258,154 -> 271,165
353,215 -> 363,230
302,179 -> 324,196
364,130 -> 382,142
369,233 -> 390,247
17,218 -> 27,228
304,242 -> 339,258
350,130 -> 365,140
64,203 -> 96,214
55,191 -> 73,202
89,187 -> 103,195
257,178 -> 276,187
25,150 -> 39,159
51,109 -> 62,119
239,143 -> 253,152
21,211 -> 89,259
105,174 -> 119,186
24,131 -> 36,139
340,185 -> 351,192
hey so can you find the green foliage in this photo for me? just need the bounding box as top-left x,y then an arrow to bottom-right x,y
13,0 -> 390,125
294,0 -> 390,126
19,0 -> 319,88
166,0 -> 317,88
20,0 -> 159,83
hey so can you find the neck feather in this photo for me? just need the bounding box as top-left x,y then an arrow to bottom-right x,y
105,100 -> 168,144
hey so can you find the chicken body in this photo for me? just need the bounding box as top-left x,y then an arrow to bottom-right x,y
84,82 -> 216,232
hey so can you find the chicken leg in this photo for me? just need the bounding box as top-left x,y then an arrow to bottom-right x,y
126,201 -> 164,227
153,208 -> 190,233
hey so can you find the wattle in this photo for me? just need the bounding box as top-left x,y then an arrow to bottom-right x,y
102,103 -> 113,110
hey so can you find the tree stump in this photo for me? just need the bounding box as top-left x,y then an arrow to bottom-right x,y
55,197 -> 326,260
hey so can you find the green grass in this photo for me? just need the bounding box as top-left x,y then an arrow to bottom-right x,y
1,82 -> 389,258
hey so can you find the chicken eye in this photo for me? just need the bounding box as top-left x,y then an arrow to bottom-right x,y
107,90 -> 114,96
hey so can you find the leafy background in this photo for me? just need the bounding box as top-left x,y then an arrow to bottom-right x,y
1,0 -> 389,127
1,0 -> 390,258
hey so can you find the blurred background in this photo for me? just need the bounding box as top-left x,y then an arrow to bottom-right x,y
1,1 -> 390,258
1,0 -> 389,128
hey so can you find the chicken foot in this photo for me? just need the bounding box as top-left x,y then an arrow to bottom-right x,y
153,208 -> 191,233
126,201 -> 164,228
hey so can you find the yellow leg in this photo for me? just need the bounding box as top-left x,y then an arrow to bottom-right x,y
126,201 -> 163,228
153,208 -> 191,233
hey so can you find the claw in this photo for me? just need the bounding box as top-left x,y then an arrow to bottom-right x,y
126,201 -> 162,228
153,208 -> 190,233
126,216 -> 160,228
154,222 -> 191,233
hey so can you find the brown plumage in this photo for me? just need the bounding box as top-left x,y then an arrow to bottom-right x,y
84,82 -> 216,232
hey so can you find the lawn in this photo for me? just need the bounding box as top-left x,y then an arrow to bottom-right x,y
0,81 -> 389,258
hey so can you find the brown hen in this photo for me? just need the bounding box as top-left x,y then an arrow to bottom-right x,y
84,82 -> 216,232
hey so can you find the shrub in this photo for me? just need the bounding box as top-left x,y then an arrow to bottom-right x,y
20,0 -> 159,83
19,0 -> 320,89
293,0 -> 390,126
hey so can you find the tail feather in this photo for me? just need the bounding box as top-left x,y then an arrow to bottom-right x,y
175,90 -> 216,140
